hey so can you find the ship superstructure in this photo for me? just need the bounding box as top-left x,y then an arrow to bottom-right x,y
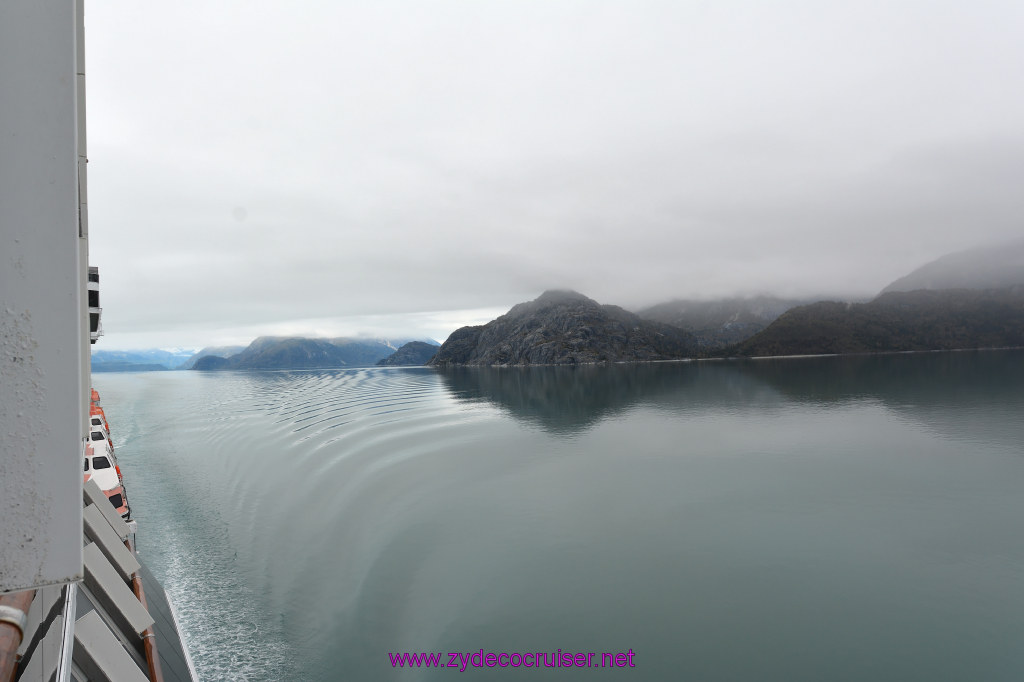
1,2 -> 198,680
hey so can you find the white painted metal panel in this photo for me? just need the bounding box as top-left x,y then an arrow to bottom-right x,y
0,0 -> 86,593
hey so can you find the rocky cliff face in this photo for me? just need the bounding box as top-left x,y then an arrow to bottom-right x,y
429,290 -> 698,366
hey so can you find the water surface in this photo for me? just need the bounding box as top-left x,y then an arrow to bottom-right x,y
95,351 -> 1024,681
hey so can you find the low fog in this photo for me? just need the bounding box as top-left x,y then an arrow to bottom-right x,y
84,1 -> 1024,348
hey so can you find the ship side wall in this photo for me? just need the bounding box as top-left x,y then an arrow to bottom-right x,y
0,0 -> 86,593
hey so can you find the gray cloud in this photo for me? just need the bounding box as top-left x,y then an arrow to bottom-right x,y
85,0 -> 1024,347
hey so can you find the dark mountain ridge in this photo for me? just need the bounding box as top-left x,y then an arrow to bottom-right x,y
728,240 -> 1024,357
429,290 -> 698,366
731,286 -> 1024,357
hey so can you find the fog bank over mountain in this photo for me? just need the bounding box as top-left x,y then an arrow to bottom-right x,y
881,241 -> 1024,295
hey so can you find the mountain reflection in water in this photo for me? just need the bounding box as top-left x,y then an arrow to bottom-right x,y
437,350 -> 1024,447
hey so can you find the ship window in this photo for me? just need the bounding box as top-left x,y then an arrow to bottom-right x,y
91,417 -> 102,426
92,456 -> 111,470
91,431 -> 104,441
108,493 -> 123,508
88,290 -> 99,307
84,459 -> 90,471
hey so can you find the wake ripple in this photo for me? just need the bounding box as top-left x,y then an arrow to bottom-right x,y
96,367 -> 490,682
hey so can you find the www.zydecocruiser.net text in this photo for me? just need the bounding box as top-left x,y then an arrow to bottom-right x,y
389,649 -> 637,671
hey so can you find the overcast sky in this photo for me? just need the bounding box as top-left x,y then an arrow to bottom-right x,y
85,0 -> 1024,349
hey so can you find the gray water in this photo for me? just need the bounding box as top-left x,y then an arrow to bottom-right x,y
93,351 -> 1024,681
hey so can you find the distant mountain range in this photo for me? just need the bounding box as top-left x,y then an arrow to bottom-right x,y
428,290 -> 697,366
193,336 -> 427,370
91,348 -> 198,372
92,346 -> 246,372
95,242 -> 1024,370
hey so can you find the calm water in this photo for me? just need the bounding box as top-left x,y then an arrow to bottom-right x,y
93,351 -> 1024,681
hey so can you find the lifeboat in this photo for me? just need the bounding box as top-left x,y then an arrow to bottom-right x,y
88,426 -> 114,454
83,442 -> 129,519
89,404 -> 110,433
86,388 -> 130,519
88,413 -> 109,434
